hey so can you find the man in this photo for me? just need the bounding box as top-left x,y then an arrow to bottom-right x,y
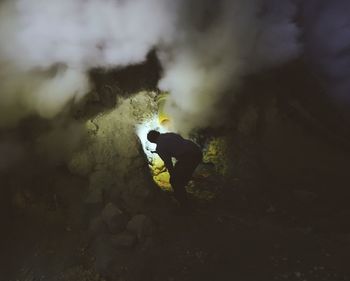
147,130 -> 202,208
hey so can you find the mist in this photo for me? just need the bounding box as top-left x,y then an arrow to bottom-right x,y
0,0 -> 175,126
159,0 -> 301,132
0,0 -> 301,131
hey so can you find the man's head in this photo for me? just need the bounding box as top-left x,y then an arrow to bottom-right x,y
147,130 -> 160,143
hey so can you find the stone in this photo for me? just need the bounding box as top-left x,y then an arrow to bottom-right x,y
85,170 -> 116,204
121,190 -> 148,213
85,188 -> 104,205
89,216 -> 108,238
101,203 -> 127,234
68,151 -> 93,177
237,105 -> 258,136
68,92 -> 159,216
93,235 -> 115,275
110,232 -> 136,248
127,214 -> 153,241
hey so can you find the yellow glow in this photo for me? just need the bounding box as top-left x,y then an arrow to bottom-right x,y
203,138 -> 228,175
156,92 -> 171,127
136,93 -> 177,190
136,113 -> 172,190
151,157 -> 171,190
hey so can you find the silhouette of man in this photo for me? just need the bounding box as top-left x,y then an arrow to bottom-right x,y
147,130 -> 202,207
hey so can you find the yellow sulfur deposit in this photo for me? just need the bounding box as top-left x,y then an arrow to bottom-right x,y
156,92 -> 171,128
203,137 -> 228,175
150,156 -> 171,190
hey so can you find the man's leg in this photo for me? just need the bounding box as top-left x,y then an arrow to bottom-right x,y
170,151 -> 202,207
170,161 -> 189,207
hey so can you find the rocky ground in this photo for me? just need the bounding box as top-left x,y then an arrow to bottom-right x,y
4,167 -> 350,281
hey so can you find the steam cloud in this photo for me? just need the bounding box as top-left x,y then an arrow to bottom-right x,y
159,0 -> 301,132
0,0 -> 176,126
0,0 -> 301,131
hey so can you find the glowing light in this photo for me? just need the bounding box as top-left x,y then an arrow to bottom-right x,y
136,115 -> 167,161
136,114 -> 172,190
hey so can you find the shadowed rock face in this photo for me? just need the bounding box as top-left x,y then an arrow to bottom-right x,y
89,50 -> 162,109
68,91 -> 160,212
224,61 -> 350,209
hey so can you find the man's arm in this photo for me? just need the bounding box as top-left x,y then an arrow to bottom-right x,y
157,151 -> 174,174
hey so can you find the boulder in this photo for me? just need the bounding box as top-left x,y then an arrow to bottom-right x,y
89,216 -> 108,238
101,203 -> 127,234
68,151 -> 93,177
93,234 -> 116,275
110,232 -> 136,248
127,214 -> 153,241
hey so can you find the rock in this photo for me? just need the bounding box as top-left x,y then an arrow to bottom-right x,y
89,216 -> 108,238
121,190 -> 149,213
102,203 -> 121,221
85,188 -> 104,205
68,151 -> 94,177
93,235 -> 116,275
101,203 -> 127,234
140,237 -> 155,251
110,232 -> 136,248
194,163 -> 216,178
127,214 -> 153,241
237,105 -> 258,136
98,85 -> 117,108
85,170 -> 116,204
68,92 -> 159,215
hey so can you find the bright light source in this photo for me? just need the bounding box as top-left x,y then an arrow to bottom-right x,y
136,114 -> 172,190
136,114 -> 169,162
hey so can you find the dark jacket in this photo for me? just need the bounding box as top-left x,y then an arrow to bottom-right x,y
155,133 -> 200,172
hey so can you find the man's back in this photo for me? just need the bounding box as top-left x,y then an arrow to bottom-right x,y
156,133 -> 197,160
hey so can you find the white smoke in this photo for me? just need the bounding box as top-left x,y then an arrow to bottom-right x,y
0,0 -> 176,126
158,0 -> 301,132
0,0 -> 300,131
